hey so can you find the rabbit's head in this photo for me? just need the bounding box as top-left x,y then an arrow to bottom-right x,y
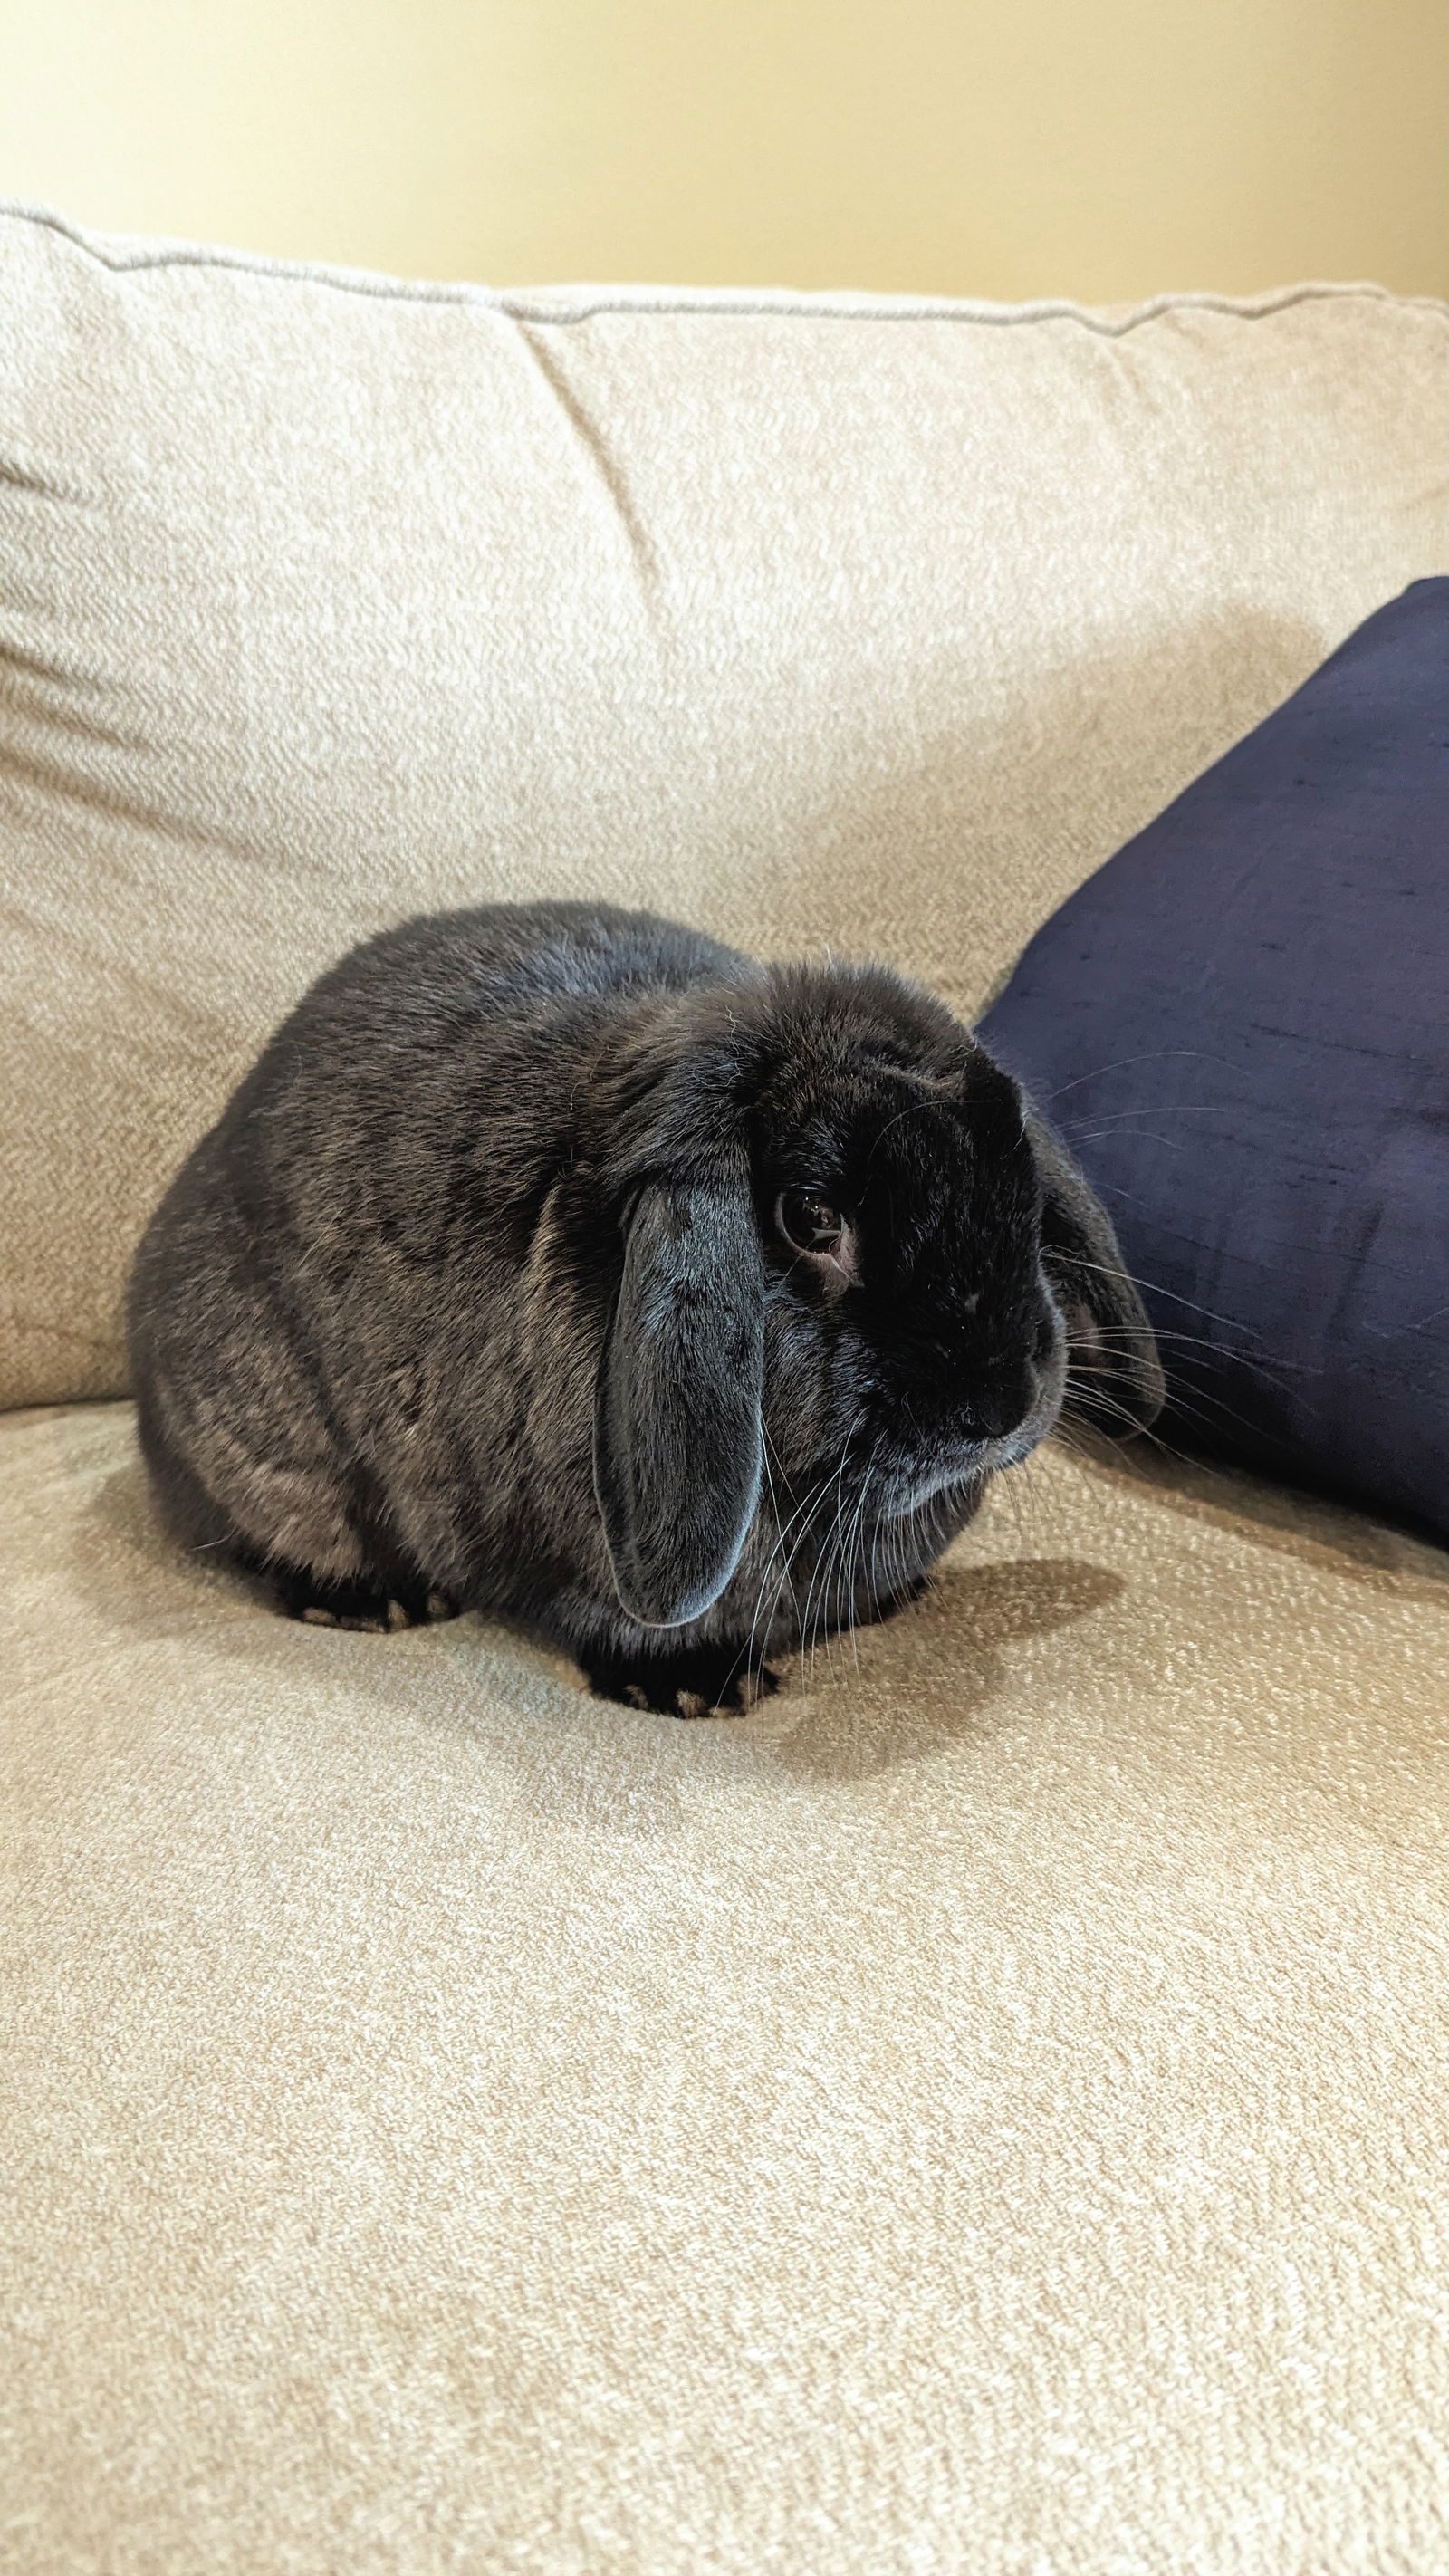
592,961 -> 1162,1629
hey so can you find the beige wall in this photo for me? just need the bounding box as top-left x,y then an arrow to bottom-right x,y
0,0 -> 1445,301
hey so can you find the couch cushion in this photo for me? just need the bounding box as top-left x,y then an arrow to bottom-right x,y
5,1399 -> 1449,2571
983,578 -> 1449,1542
4,204 -> 1449,1407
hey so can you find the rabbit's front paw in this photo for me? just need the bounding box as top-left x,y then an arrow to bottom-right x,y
582,1642 -> 779,1718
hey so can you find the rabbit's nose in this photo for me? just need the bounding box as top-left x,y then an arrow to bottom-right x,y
950,1365 -> 1035,1444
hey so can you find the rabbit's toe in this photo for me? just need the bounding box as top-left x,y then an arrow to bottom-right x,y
583,1641 -> 779,1717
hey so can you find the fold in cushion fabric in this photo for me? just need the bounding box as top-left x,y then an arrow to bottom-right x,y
982,580 -> 1449,1539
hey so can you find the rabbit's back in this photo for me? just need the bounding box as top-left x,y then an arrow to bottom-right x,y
129,902 -> 748,1614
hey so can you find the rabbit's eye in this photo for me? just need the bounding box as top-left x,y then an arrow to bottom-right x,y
776,1189 -> 843,1255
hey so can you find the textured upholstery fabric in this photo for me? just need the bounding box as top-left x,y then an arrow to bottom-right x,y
5,207 -> 1449,2572
7,1401 -> 1449,2573
4,208 -> 1449,1408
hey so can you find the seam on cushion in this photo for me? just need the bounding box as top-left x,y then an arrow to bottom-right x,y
2,200 -> 1447,341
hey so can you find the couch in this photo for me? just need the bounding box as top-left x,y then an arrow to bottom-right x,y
5,203 -> 1448,2572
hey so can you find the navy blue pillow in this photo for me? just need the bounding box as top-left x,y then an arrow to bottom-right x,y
981,578 -> 1449,1540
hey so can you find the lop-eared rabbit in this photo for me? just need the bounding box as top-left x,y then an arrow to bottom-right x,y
130,904 -> 1162,1715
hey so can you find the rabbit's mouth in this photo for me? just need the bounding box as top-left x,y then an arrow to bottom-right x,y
866,1438 -> 1022,1522
861,1357 -> 1068,1518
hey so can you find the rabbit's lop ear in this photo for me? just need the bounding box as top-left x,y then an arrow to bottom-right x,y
1025,1107 -> 1166,1435
594,1173 -> 765,1629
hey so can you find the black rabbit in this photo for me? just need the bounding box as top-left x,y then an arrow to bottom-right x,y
128,902 -> 1162,1715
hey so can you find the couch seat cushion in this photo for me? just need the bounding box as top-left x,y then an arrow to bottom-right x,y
6,1399 -> 1449,2571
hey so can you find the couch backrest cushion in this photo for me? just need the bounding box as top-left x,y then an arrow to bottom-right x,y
3,203 -> 1447,1406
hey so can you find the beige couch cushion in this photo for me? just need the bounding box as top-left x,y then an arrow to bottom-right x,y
7,1399 -> 1449,2572
5,209 -> 1449,2571
3,205 -> 1449,1407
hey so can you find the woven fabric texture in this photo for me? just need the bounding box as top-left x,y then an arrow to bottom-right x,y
5,207 -> 1449,2573
4,207 -> 1449,1405
6,1400 -> 1449,2574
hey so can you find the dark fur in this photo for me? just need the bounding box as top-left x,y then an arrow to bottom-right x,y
128,903 -> 1162,1714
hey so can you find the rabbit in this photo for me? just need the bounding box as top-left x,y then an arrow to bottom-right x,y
128,900 -> 1163,1716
